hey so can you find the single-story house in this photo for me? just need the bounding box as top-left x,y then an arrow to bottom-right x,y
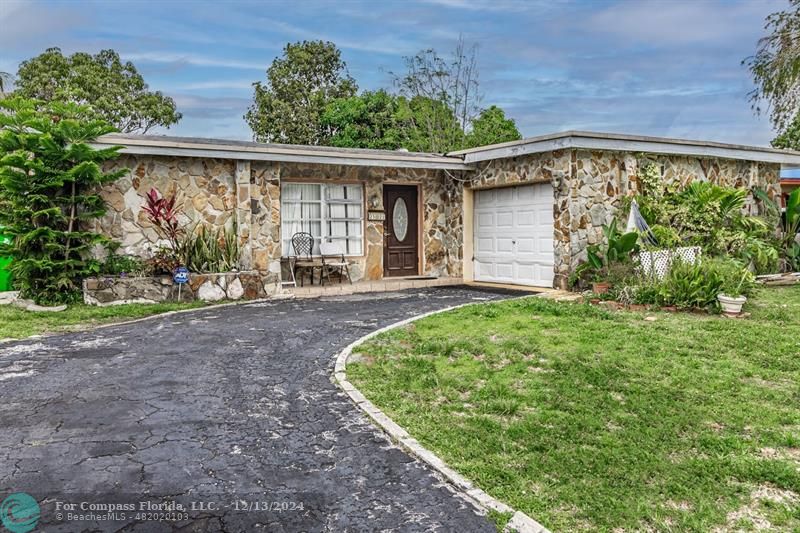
91,131 -> 800,294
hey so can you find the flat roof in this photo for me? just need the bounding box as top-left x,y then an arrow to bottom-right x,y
93,131 -> 800,170
92,134 -> 474,170
448,130 -> 800,167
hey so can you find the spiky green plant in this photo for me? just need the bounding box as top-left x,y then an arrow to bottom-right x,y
0,97 -> 125,304
181,224 -> 240,273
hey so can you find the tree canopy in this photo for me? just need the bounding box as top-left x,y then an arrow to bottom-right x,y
745,1 -> 800,138
247,39 -> 522,151
245,40 -> 358,145
322,90 -> 414,150
14,48 -> 181,134
464,105 -> 522,149
771,112 -> 800,150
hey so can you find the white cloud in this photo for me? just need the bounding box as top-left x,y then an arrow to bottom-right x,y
0,0 -> 88,52
587,0 -> 785,46
123,52 -> 265,71
176,80 -> 256,91
420,0 -> 551,11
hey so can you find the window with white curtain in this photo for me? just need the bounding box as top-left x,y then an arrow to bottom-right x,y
281,183 -> 364,256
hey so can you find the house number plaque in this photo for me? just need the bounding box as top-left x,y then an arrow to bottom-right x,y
368,210 -> 386,221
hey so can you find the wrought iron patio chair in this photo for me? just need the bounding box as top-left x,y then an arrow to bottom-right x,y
290,232 -> 322,287
320,241 -> 352,285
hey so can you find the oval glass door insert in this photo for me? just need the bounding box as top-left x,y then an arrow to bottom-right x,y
393,198 -> 409,242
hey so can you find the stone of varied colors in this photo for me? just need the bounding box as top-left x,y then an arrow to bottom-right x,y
471,150 -> 781,288
82,271 -> 271,305
96,149 -> 781,294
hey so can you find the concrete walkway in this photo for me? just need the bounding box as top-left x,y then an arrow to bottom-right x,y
0,286 -> 523,532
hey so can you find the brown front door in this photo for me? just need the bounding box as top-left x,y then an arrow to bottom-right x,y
383,185 -> 419,277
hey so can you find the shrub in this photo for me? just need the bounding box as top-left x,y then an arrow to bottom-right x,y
181,225 -> 240,273
634,178 -> 780,273
616,257 -> 754,311
571,220 -> 640,287
141,187 -> 240,274
142,187 -> 184,251
713,258 -> 756,298
100,243 -> 150,277
0,97 -> 125,304
755,187 -> 800,272
146,246 -> 182,275
656,258 -> 721,309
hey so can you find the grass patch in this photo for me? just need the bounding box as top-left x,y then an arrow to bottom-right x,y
348,286 -> 800,531
0,301 -> 206,340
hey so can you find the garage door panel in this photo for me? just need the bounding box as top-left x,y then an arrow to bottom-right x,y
476,237 -> 495,253
473,184 -> 554,288
496,188 -> 514,205
477,212 -> 494,228
478,261 -> 495,278
496,210 -> 513,227
516,209 -> 535,227
495,262 -> 514,279
496,238 -> 514,253
515,238 -> 535,253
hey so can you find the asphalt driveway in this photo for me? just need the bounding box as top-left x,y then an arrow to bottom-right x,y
0,286 -> 524,532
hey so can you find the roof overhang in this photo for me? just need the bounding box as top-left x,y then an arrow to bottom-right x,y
92,134 -> 474,171
448,130 -> 800,168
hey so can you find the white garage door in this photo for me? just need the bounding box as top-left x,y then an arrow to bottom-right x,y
473,184 -> 555,287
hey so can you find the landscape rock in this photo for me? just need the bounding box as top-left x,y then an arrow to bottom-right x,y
226,278 -> 244,300
197,280 -> 226,302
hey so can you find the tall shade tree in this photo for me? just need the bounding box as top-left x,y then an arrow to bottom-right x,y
322,90 -> 415,150
464,105 -> 522,149
245,40 -> 357,145
744,1 -> 800,134
392,37 -> 481,152
14,48 -> 181,134
771,112 -> 800,149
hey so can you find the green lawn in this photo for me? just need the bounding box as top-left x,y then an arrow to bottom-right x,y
348,286 -> 800,532
0,301 -> 205,340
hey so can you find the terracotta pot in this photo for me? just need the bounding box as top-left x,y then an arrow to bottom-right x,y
592,281 -> 611,294
718,294 -> 746,316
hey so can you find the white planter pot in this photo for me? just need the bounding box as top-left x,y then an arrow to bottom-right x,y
718,294 -> 747,316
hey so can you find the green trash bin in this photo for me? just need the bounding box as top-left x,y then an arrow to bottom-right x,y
0,230 -> 12,292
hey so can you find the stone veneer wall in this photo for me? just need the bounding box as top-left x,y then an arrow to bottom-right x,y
98,155 -> 237,257
98,156 -> 462,286
249,162 -> 462,282
83,271 -> 270,306
470,150 -> 782,288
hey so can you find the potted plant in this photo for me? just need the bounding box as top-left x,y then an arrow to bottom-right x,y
717,263 -> 755,316
592,278 -> 611,295
571,221 -> 640,295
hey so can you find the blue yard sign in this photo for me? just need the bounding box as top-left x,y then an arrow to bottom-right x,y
173,266 -> 190,301
173,266 -> 189,285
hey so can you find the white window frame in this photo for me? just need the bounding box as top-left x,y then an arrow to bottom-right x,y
281,182 -> 365,257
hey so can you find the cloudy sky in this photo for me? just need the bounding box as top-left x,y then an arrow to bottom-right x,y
0,0 -> 788,146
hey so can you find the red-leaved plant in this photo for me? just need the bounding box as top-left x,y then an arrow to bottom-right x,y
142,188 -> 184,252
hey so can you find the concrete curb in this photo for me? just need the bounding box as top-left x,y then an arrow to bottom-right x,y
333,298 -> 550,533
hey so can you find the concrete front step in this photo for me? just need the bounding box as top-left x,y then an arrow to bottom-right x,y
284,277 -> 462,298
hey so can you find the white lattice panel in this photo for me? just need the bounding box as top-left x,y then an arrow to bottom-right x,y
638,247 -> 701,279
